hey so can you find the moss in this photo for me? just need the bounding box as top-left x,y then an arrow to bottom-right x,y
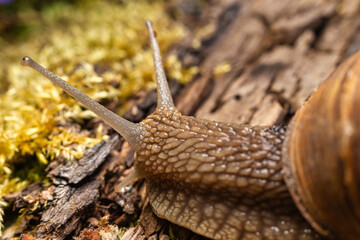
0,0 -> 197,234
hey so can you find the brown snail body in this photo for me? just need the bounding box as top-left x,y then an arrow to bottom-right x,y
21,21 -> 360,240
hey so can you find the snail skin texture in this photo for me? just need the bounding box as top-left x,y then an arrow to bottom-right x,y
21,21 -> 360,240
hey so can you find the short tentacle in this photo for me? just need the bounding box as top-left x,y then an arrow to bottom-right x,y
145,21 -> 175,110
20,56 -> 143,150
114,170 -> 141,192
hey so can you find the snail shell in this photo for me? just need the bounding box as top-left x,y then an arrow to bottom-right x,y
21,21 -> 360,240
283,51 -> 360,240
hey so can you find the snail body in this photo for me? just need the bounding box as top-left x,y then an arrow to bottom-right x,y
21,21 -> 360,240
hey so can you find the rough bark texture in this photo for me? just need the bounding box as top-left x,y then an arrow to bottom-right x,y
6,0 -> 360,239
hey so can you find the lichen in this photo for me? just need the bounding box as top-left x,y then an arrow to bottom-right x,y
0,0 -> 197,234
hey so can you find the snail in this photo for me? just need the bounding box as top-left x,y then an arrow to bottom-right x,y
20,21 -> 360,240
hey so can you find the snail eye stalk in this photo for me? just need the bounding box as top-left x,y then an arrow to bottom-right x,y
20,56 -> 143,149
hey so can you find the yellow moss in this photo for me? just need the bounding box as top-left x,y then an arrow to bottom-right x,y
213,62 -> 232,76
0,0 -> 197,232
166,55 -> 199,84
192,23 -> 216,49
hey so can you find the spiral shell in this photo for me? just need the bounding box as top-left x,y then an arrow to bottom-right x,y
283,51 -> 360,240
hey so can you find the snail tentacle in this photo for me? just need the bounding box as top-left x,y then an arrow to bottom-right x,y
20,56 -> 143,150
145,21 -> 175,110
